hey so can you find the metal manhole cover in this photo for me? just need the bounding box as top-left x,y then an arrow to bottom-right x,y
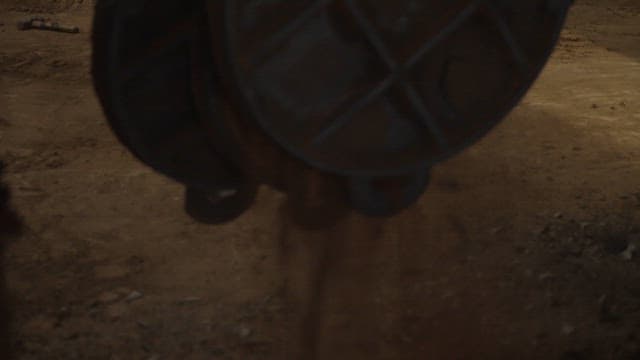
209,0 -> 572,176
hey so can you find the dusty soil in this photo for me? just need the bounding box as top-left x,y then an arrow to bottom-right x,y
0,162 -> 23,359
0,0 -> 639,359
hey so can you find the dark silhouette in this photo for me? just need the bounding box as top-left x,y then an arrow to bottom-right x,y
0,162 -> 22,359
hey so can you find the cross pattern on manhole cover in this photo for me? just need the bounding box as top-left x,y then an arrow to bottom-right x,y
234,0 -> 530,153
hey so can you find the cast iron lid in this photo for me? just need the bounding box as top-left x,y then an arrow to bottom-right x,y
208,0 -> 572,177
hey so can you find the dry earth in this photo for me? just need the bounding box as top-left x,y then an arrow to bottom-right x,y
0,0 -> 640,359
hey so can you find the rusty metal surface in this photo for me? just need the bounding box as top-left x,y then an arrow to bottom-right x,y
210,0 -> 572,177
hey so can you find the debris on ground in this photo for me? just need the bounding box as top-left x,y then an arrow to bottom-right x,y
561,323 -> 575,336
16,17 -> 79,33
234,325 -> 252,339
124,290 -> 144,303
621,243 -> 636,260
176,296 -> 202,305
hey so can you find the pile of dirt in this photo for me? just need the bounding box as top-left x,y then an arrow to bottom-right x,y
1,0 -> 88,14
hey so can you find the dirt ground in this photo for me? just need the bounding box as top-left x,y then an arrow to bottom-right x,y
0,0 -> 639,359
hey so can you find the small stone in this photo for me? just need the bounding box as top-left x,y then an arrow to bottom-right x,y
553,212 -> 563,219
58,306 -> 71,317
490,226 -> 505,235
235,325 -> 252,338
217,189 -> 238,198
621,243 -> 636,260
125,291 -> 143,302
114,287 -> 134,296
591,103 -> 598,109
137,321 -> 149,328
598,294 -> 607,305
561,323 -> 575,335
538,272 -> 554,281
177,296 -> 201,305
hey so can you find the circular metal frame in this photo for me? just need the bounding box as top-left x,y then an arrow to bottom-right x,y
213,0 -> 572,177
